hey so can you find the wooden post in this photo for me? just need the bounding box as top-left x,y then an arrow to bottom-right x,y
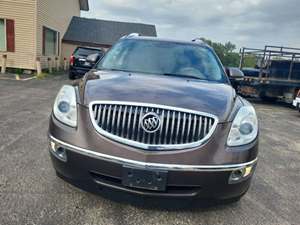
1,54 -> 7,74
63,57 -> 68,71
55,57 -> 60,71
48,57 -> 52,73
36,57 -> 42,75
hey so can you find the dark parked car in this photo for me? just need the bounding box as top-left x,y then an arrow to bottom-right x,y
69,47 -> 104,80
49,34 -> 259,202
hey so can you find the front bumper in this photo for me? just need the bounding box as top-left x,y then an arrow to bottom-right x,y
293,98 -> 300,108
49,135 -> 257,199
69,66 -> 90,76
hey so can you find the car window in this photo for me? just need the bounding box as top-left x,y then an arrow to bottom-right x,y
97,39 -> 227,82
74,48 -> 103,57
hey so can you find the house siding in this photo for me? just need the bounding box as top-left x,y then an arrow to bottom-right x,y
0,0 -> 36,70
36,0 -> 80,68
61,42 -> 77,62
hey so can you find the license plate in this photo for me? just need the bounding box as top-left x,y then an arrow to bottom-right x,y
122,166 -> 167,191
84,62 -> 91,66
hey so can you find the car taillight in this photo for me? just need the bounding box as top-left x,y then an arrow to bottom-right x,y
70,55 -> 74,66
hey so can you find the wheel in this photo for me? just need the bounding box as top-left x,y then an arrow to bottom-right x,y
226,196 -> 243,203
259,93 -> 277,102
68,72 -> 76,80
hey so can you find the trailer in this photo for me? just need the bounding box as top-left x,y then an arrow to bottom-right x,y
236,45 -> 300,103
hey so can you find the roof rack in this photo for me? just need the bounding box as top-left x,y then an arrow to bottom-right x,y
120,33 -> 141,39
191,38 -> 212,49
127,33 -> 141,38
191,38 -> 205,44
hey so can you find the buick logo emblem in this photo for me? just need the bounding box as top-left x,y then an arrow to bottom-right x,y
141,112 -> 161,133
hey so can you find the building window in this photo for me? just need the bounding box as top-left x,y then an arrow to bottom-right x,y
0,19 -> 5,51
43,26 -> 60,56
0,18 -> 15,52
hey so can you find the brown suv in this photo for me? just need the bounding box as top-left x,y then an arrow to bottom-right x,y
48,34 -> 259,202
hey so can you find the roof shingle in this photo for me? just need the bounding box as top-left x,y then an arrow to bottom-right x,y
63,17 -> 157,46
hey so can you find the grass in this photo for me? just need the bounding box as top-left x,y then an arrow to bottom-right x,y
36,72 -> 49,79
36,69 -> 67,79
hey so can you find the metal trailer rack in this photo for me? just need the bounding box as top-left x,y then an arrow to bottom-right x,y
237,45 -> 300,103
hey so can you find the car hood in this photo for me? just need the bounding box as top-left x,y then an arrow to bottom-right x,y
83,71 -> 236,122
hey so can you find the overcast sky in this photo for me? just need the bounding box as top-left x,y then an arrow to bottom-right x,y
82,0 -> 300,49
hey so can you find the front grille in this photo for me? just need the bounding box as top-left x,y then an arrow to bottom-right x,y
89,101 -> 218,150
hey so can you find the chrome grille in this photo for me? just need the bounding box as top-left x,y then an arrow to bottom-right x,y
89,101 -> 218,150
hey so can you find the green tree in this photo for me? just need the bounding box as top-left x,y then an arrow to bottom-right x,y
243,55 -> 257,68
200,38 -> 240,67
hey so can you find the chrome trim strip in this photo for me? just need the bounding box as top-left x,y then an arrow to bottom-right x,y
88,101 -> 219,150
164,110 -> 170,144
121,105 -> 127,137
49,135 -> 258,172
198,116 -> 202,139
181,112 -> 186,143
111,105 -> 117,132
192,114 -> 197,141
127,106 -> 133,139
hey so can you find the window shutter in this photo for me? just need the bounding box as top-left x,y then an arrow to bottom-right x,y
6,19 -> 15,52
42,27 -> 45,55
57,32 -> 60,56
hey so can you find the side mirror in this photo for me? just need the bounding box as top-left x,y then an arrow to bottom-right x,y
83,69 -> 100,81
226,67 -> 244,78
86,53 -> 102,64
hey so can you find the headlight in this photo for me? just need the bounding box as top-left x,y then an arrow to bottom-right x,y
53,85 -> 77,127
227,105 -> 258,146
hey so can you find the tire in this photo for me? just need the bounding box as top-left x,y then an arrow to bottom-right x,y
226,196 -> 243,203
68,72 -> 76,80
259,93 -> 277,102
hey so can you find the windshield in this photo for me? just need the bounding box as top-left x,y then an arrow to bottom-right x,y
74,48 -> 103,57
97,39 -> 227,82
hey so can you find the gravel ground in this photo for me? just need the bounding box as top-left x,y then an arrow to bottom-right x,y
0,75 -> 299,225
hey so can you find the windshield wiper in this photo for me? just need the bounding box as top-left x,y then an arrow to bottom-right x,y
100,68 -> 133,73
98,68 -> 207,80
163,73 -> 205,80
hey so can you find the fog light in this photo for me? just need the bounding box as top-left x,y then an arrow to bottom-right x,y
49,141 -> 67,162
229,165 -> 254,184
243,165 -> 253,177
56,147 -> 67,161
50,141 -> 56,151
230,168 -> 245,183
